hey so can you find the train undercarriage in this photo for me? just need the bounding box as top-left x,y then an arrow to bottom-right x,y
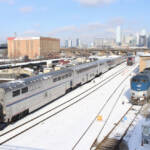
131,97 -> 149,105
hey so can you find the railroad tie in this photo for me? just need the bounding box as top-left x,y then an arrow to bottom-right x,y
96,138 -> 120,150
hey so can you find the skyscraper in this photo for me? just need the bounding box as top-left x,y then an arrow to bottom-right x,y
139,35 -> 147,47
136,33 -> 140,46
139,29 -> 147,47
147,35 -> 150,48
116,26 -> 121,45
65,40 -> 69,48
68,40 -> 73,48
76,38 -> 81,48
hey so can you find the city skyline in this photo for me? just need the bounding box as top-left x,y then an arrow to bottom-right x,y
0,0 -> 150,43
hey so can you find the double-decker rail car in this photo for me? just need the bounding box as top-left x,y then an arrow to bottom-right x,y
106,56 -> 125,69
98,59 -> 109,74
0,68 -> 74,123
74,61 -> 99,85
0,56 -> 125,125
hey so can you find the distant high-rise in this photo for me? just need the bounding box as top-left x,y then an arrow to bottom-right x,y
138,29 -> 147,47
68,40 -> 73,48
139,35 -> 147,47
141,29 -> 146,36
116,26 -> 121,45
76,38 -> 81,48
147,35 -> 150,48
136,33 -> 140,46
94,38 -> 104,48
65,40 -> 69,48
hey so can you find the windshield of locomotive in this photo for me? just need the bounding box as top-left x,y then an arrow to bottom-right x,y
132,76 -> 148,83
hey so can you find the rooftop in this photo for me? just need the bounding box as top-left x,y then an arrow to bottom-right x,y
8,36 -> 60,41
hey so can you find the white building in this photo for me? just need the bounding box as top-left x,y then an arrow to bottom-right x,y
94,38 -> 104,48
68,40 -> 73,48
141,29 -> 146,36
136,33 -> 140,46
116,26 -> 121,45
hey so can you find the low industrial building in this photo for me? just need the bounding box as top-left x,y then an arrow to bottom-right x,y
8,37 -> 60,59
140,55 -> 150,72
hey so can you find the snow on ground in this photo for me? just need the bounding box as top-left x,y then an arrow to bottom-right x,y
124,113 -> 150,150
109,105 -> 141,140
0,63 -> 127,136
124,116 -> 147,150
0,63 -> 138,150
121,56 -> 150,150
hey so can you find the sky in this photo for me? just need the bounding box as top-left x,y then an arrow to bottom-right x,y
0,0 -> 149,43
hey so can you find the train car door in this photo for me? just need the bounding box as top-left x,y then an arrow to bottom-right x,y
70,80 -> 73,87
86,74 -> 88,82
0,104 -> 3,122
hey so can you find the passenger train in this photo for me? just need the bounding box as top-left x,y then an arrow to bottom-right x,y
131,68 -> 150,105
0,56 -> 125,124
127,56 -> 135,66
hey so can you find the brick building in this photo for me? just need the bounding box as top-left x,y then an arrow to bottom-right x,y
8,37 -> 60,59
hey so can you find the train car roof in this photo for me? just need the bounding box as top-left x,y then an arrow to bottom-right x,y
128,55 -> 135,58
97,59 -> 107,63
75,61 -> 98,70
0,68 -> 73,91
132,71 -> 150,80
0,60 -> 99,91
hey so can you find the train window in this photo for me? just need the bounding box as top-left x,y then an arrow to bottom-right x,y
142,79 -> 146,83
68,73 -> 72,77
13,90 -> 20,97
133,79 -> 138,82
58,76 -> 61,81
22,87 -> 28,94
53,78 -> 57,82
62,75 -> 65,79
65,74 -> 68,78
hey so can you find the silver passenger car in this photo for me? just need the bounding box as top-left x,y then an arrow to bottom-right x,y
0,56 -> 124,124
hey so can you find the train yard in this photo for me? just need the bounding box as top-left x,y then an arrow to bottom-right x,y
0,59 -> 140,150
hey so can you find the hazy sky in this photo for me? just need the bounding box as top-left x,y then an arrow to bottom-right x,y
0,0 -> 149,42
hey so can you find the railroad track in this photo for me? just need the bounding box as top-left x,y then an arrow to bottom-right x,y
92,105 -> 133,150
72,64 -> 138,150
93,105 -> 142,150
0,63 -> 134,145
72,63 -> 138,150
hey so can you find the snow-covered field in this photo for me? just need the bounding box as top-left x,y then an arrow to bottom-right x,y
0,62 -> 139,150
